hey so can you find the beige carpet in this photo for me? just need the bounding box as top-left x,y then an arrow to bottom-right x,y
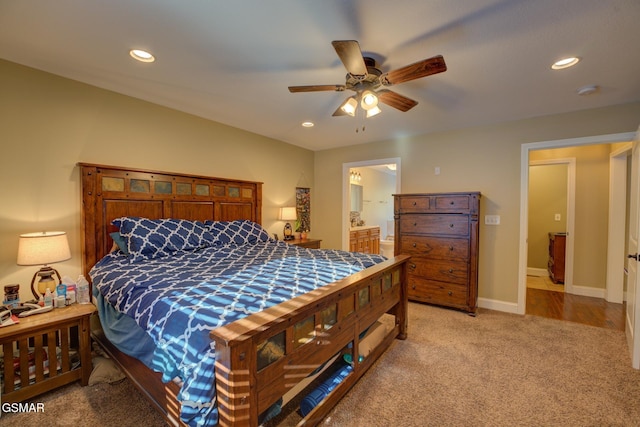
2,302 -> 640,426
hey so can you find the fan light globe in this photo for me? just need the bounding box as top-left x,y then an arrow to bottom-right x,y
361,91 -> 378,110
366,105 -> 382,118
341,97 -> 358,116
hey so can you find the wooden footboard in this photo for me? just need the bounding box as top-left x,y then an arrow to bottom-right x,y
211,255 -> 409,426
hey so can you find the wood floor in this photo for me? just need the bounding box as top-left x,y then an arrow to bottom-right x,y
525,278 -> 626,331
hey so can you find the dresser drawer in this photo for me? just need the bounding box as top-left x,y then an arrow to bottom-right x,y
399,214 -> 469,236
433,195 -> 472,212
407,258 -> 469,285
408,276 -> 468,306
397,196 -> 430,213
398,235 -> 469,260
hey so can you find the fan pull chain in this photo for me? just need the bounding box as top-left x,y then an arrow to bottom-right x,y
355,109 -> 366,133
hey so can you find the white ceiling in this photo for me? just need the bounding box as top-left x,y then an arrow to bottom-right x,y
1,0 -> 639,151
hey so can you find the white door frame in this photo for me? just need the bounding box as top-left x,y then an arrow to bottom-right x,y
607,143 -> 632,303
528,158 -> 576,294
518,132 -> 636,315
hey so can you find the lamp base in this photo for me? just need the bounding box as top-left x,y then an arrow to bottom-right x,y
283,222 -> 294,241
30,266 -> 62,299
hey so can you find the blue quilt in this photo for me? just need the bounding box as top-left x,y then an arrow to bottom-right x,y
90,239 -> 386,426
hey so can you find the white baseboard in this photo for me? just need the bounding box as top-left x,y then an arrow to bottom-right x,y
527,267 -> 548,277
570,285 -> 606,299
478,284 -> 611,317
478,297 -> 519,314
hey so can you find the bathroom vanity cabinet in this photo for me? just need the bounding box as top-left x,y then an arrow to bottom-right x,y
349,226 -> 380,255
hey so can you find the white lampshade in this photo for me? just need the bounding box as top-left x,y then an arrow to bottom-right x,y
279,207 -> 297,221
17,231 -> 71,266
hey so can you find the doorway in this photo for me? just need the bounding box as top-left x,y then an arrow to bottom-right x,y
342,158 -> 401,251
518,132 -> 636,315
527,159 -> 575,294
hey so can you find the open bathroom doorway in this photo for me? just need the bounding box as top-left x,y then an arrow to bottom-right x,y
342,157 -> 401,254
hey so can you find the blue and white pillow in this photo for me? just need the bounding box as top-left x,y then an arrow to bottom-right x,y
205,220 -> 271,246
112,217 -> 213,262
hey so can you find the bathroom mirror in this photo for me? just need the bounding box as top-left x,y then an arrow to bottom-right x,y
350,184 -> 363,212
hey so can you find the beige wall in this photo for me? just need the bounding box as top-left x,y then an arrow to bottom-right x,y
314,104 -> 640,305
0,60 -> 314,302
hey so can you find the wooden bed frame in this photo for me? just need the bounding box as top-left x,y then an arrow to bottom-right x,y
79,163 -> 409,426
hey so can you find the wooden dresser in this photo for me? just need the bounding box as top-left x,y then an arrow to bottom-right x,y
548,232 -> 566,284
394,192 -> 481,315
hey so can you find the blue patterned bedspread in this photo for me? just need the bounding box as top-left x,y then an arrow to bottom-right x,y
90,240 -> 386,426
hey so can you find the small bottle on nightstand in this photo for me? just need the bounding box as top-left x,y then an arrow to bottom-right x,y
44,288 -> 53,307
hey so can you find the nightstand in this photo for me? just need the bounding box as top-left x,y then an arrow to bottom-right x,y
0,303 -> 96,403
285,238 -> 322,249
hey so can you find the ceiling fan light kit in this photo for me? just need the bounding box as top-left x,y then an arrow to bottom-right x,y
288,40 -> 447,119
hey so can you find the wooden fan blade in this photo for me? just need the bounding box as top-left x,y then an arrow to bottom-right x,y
288,85 -> 346,93
381,55 -> 447,86
377,89 -> 418,112
331,40 -> 368,77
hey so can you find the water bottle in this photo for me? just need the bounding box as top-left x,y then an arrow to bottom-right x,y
76,275 -> 91,304
44,288 -> 53,307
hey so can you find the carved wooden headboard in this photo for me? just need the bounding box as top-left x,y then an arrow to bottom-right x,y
79,163 -> 263,278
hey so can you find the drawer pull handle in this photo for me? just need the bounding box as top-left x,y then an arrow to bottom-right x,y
449,246 -> 454,251
410,264 -> 416,269
450,201 -> 455,205
413,201 -> 417,206
448,268 -> 454,273
449,224 -> 454,228
412,285 -> 416,289
448,291 -> 453,296
412,243 -> 417,248
414,222 -> 417,227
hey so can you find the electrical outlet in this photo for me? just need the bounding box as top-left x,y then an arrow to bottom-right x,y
485,215 -> 500,225
434,166 -> 441,175
554,213 -> 561,221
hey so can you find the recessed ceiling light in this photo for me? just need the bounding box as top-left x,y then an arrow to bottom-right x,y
551,57 -> 580,70
129,49 -> 155,63
301,121 -> 314,128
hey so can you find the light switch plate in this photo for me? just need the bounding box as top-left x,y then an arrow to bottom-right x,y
485,215 -> 500,225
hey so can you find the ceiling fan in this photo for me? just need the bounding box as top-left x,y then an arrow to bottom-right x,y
288,40 -> 447,118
